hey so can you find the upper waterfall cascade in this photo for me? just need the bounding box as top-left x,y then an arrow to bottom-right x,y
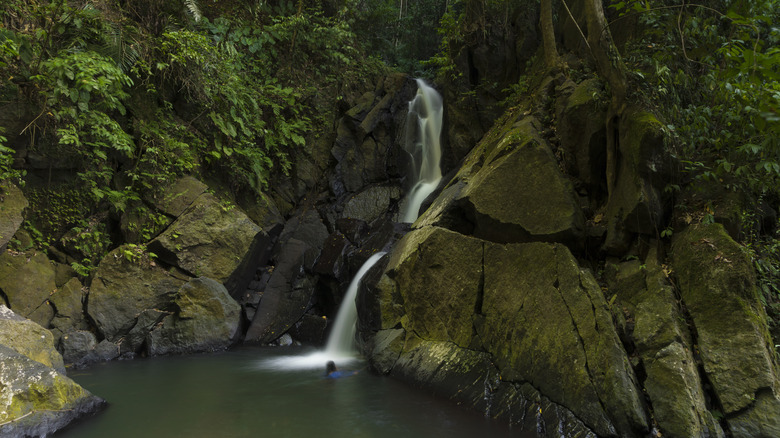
400,79 -> 443,223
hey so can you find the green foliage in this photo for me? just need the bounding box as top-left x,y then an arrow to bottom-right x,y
347,0 -> 449,75
613,0 -> 780,198
31,50 -> 136,207
0,130 -> 25,186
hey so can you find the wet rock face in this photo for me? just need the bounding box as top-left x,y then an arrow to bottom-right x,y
330,73 -> 416,197
0,307 -> 105,437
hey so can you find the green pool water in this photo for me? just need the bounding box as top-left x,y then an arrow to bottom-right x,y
55,346 -> 526,438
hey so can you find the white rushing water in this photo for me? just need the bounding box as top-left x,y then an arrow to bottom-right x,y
260,252 -> 386,370
400,79 -> 443,223
261,79 -> 443,371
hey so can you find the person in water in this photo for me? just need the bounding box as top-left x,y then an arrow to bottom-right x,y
325,361 -> 357,379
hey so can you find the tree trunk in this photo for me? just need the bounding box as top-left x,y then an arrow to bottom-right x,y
540,0 -> 558,68
582,0 -> 628,201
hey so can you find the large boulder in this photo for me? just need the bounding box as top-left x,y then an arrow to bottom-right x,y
632,266 -> 724,438
363,226 -> 648,437
49,277 -> 89,343
245,209 -> 329,343
342,185 -> 403,223
0,305 -> 64,373
556,78 -> 607,195
603,108 -> 673,253
0,306 -> 104,437
88,245 -> 187,351
0,250 -> 56,327
672,224 -> 780,437
416,116 -> 584,246
0,344 -> 105,437
147,277 -> 241,355
0,182 -> 27,251
149,192 -> 269,298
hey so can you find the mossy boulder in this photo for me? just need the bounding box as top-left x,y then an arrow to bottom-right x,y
0,305 -> 64,373
0,344 -> 105,437
416,116 -> 584,246
672,223 -> 780,436
633,270 -> 724,438
147,277 -> 241,355
480,241 -> 647,437
0,250 -> 56,327
49,277 -> 89,342
149,192 -> 268,297
152,176 -> 209,217
0,182 -> 28,251
374,227 -> 483,347
556,78 -> 607,194
364,226 -> 648,437
373,333 -> 599,438
88,245 -> 187,350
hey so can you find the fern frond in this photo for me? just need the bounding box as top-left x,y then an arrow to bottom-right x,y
184,0 -> 202,23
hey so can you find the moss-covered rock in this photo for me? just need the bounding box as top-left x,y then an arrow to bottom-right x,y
365,227 -> 648,437
49,277 -> 89,342
0,305 -> 64,373
633,270 -> 724,438
0,182 -> 28,251
149,192 -> 268,297
379,227 -> 483,347
381,335 -> 599,438
481,241 -> 647,437
0,250 -> 56,327
0,344 -> 105,437
556,78 -> 607,194
147,277 -> 241,355
88,245 -> 186,349
417,116 -> 584,246
672,223 -> 780,436
604,108 -> 669,253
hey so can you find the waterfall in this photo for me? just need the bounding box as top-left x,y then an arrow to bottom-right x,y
400,79 -> 443,223
259,79 -> 442,370
259,252 -> 386,370
323,251 -> 387,356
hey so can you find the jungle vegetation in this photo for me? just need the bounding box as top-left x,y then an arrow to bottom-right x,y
0,0 -> 778,325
